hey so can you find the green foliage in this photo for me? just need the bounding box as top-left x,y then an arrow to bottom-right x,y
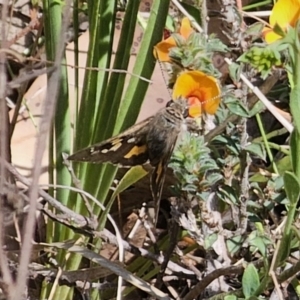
244,22 -> 265,42
179,2 -> 202,25
242,264 -> 260,299
41,0 -> 171,299
284,171 -> 300,205
24,0 -> 300,299
170,32 -> 228,76
226,235 -> 244,255
170,132 -> 222,196
290,88 -> 300,133
224,95 -> 250,117
248,226 -> 272,257
245,143 -> 266,161
204,232 -> 218,249
224,296 -> 238,300
238,46 -> 282,79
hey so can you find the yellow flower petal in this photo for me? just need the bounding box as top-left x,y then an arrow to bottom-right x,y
263,0 -> 300,43
153,37 -> 176,62
263,27 -> 283,44
179,17 -> 193,39
153,17 -> 194,61
269,0 -> 300,28
173,71 -> 221,116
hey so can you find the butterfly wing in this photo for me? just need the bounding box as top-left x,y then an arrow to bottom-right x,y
68,117 -> 153,167
147,105 -> 183,221
150,139 -> 178,222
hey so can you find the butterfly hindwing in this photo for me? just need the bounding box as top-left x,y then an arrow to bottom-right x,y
68,117 -> 153,167
68,100 -> 187,224
150,135 -> 178,221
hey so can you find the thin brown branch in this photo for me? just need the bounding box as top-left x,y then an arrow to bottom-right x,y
238,82 -> 250,234
155,219 -> 180,289
183,259 -> 265,300
10,2 -> 73,299
27,57 -> 153,83
4,160 -> 96,229
0,0 -> 15,296
4,160 -> 195,278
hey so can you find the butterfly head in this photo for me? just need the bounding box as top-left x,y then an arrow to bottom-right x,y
166,97 -> 189,119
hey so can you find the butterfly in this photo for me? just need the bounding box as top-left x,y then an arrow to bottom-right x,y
68,99 -> 188,220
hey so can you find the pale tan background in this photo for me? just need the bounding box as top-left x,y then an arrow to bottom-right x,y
10,3 -> 171,184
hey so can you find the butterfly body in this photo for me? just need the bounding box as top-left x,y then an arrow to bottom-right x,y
68,101 -> 185,168
68,100 -> 187,220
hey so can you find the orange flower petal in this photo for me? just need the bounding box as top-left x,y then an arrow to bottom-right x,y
153,37 -> 176,62
173,71 -> 221,116
262,27 -> 283,44
179,17 -> 194,39
153,18 -> 194,61
263,0 -> 300,43
188,97 -> 202,118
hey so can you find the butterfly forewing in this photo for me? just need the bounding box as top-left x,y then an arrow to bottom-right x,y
68,100 -> 187,222
68,118 -> 153,166
148,104 -> 184,217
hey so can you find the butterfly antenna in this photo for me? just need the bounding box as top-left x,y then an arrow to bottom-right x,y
155,53 -> 173,99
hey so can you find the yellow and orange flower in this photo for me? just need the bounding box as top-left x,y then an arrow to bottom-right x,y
263,0 -> 300,44
173,71 -> 221,118
154,17 -> 194,62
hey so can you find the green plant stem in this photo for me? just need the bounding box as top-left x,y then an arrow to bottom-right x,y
254,273 -> 271,297
255,113 -> 279,174
252,127 -> 288,143
290,43 -> 300,179
114,0 -> 171,133
41,0 -> 72,297
243,0 -> 272,10
267,142 -> 290,155
275,201 -> 297,266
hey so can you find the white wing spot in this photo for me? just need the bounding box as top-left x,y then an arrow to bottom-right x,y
127,137 -> 136,143
90,147 -> 100,155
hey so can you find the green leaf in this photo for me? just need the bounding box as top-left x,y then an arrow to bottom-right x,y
249,236 -> 267,257
284,171 -> 300,205
242,263 -> 260,298
248,101 -> 265,116
245,22 -> 264,40
226,235 -> 244,255
276,156 -> 292,176
273,23 -> 286,38
180,3 -> 202,25
224,296 -> 238,300
290,130 -> 300,177
290,88 -> 300,132
115,0 -> 171,133
249,173 -> 268,183
225,96 -> 249,117
165,15 -> 175,31
228,62 -> 241,82
217,185 -> 238,204
111,166 -> 148,199
245,143 -> 266,161
204,233 -> 218,249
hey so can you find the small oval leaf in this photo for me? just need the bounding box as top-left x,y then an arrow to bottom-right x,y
242,263 -> 260,298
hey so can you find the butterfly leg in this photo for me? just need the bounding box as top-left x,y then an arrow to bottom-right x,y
150,160 -> 168,224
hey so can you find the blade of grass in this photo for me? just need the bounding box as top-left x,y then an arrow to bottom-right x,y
115,0 -> 171,133
54,1 -> 118,299
95,0 -> 172,216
